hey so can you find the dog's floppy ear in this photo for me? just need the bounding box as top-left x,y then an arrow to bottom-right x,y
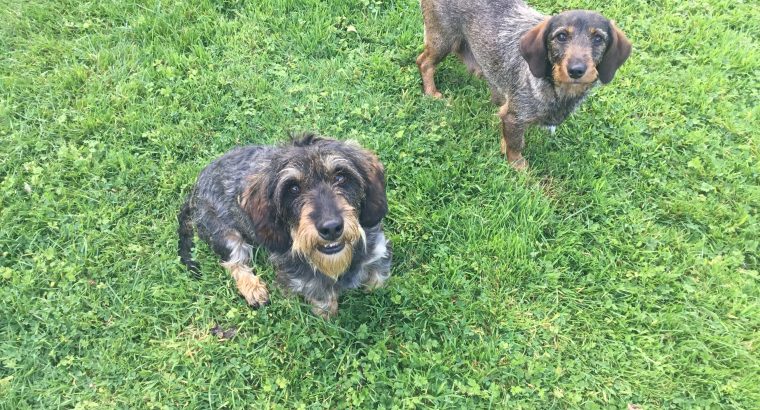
240,174 -> 291,253
359,152 -> 388,227
598,21 -> 632,84
519,19 -> 550,79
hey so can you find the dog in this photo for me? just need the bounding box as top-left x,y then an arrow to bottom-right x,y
416,0 -> 632,170
177,134 -> 391,318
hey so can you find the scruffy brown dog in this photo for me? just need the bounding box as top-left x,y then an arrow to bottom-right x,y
178,134 -> 391,318
417,0 -> 632,170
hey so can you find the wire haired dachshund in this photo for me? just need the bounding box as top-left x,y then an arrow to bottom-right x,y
417,0 -> 632,169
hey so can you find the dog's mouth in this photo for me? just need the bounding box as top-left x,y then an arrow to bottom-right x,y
317,242 -> 345,255
573,79 -> 596,85
561,76 -> 597,85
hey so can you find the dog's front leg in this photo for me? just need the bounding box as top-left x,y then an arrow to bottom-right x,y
219,231 -> 270,307
224,262 -> 270,308
499,104 -> 528,170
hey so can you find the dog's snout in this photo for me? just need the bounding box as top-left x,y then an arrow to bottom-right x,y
317,218 -> 344,240
567,61 -> 587,79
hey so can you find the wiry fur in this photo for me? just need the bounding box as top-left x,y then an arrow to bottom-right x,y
417,0 -> 632,169
177,133 -> 391,318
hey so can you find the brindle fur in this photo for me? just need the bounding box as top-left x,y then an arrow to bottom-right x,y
178,134 -> 391,318
417,0 -> 631,169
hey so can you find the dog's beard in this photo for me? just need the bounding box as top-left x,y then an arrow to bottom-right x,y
290,202 -> 366,280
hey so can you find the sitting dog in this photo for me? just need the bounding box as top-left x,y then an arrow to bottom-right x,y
177,134 -> 391,318
416,0 -> 632,170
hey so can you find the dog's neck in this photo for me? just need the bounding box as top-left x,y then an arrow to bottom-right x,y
526,75 -> 592,125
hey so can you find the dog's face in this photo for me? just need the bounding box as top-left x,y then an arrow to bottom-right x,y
242,135 -> 387,279
519,11 -> 632,90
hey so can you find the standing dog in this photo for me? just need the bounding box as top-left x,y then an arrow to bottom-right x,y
178,134 -> 391,318
417,0 -> 632,169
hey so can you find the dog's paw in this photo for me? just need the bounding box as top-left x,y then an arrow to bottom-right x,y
363,269 -> 390,291
308,297 -> 338,319
424,89 -> 444,99
187,263 -> 202,279
236,276 -> 270,308
311,306 -> 337,320
509,156 -> 529,171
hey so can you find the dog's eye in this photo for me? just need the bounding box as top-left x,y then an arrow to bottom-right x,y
556,32 -> 568,42
593,34 -> 604,44
334,174 -> 346,185
288,184 -> 300,195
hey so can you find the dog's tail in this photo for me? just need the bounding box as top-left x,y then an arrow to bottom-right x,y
178,198 -> 201,277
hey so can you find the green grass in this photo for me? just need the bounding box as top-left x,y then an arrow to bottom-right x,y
1,0 -> 758,407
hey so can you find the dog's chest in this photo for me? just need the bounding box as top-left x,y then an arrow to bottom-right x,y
337,232 -> 389,289
535,93 -> 587,127
512,79 -> 589,126
542,100 -> 582,126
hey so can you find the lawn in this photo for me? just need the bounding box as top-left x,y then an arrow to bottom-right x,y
1,0 -> 758,407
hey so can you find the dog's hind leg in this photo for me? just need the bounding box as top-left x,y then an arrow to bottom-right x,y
455,40 -> 483,78
417,3 -> 454,99
216,231 -> 270,308
417,46 -> 447,99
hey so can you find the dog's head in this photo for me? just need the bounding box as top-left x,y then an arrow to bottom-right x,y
519,11 -> 631,91
241,133 -> 387,279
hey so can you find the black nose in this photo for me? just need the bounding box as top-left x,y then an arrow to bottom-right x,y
317,218 -> 344,240
568,63 -> 587,79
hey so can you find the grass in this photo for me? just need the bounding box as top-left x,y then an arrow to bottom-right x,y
1,0 -> 758,407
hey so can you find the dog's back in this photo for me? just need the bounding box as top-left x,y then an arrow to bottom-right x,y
420,0 -> 544,99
